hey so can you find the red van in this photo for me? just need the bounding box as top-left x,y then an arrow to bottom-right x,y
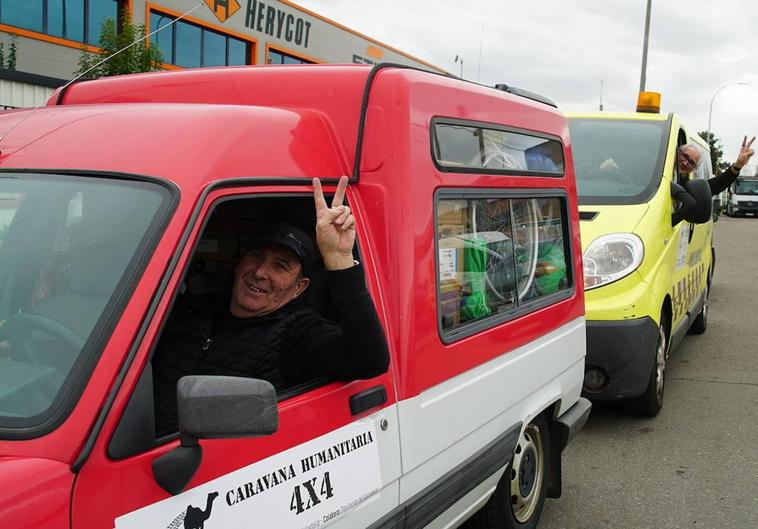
0,65 -> 589,529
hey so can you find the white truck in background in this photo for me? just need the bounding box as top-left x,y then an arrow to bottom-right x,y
725,176 -> 758,217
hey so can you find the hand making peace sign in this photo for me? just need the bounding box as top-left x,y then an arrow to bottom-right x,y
735,135 -> 756,169
312,176 -> 357,270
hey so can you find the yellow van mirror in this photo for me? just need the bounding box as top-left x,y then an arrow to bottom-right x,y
671,179 -> 713,225
636,92 -> 661,113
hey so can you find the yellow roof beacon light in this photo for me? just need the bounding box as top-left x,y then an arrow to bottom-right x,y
636,91 -> 661,113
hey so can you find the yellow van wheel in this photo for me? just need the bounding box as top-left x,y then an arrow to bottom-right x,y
628,313 -> 669,417
689,280 -> 709,335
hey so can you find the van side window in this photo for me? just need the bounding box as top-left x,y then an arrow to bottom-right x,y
436,194 -> 571,333
151,195 -> 352,436
694,149 -> 713,180
432,120 -> 564,174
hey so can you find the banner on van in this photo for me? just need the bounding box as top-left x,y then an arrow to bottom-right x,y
115,421 -> 381,529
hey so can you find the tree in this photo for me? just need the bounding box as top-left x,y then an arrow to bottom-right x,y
75,10 -> 163,80
0,33 -> 18,70
698,130 -> 730,175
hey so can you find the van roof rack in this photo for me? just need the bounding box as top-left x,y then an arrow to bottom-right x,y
494,84 -> 557,108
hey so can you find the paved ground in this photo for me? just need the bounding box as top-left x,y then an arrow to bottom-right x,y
540,216 -> 758,529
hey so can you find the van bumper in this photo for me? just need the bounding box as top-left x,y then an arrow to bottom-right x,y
582,317 -> 659,400
731,205 -> 758,216
555,397 -> 592,452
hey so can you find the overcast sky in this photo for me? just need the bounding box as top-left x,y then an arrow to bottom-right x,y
297,0 -> 758,171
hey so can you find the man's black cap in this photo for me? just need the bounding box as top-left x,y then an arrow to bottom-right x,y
248,223 -> 315,277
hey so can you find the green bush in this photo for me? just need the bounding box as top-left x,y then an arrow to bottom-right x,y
0,34 -> 18,70
75,10 -> 163,80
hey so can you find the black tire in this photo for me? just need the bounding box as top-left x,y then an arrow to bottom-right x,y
689,280 -> 709,335
627,314 -> 668,417
465,415 -> 550,529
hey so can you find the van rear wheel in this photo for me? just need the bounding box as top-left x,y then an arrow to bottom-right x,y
689,280 -> 709,335
465,415 -> 550,529
628,315 -> 668,417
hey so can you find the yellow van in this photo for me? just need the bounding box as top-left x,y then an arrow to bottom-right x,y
568,100 -> 714,416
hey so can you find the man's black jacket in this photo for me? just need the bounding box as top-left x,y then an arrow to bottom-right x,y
152,264 -> 389,435
709,165 -> 742,196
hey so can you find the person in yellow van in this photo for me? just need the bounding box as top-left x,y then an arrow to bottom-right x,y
678,135 -> 755,194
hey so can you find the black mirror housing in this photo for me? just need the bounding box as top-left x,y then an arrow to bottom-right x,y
177,375 -> 279,439
153,376 -> 278,495
671,179 -> 713,225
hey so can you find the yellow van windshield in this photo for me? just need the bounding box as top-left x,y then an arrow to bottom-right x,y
569,118 -> 668,205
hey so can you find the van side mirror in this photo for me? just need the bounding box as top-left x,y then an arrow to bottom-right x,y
152,376 -> 278,495
671,179 -> 713,225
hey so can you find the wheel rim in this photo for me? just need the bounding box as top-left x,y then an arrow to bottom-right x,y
510,422 -> 545,523
654,323 -> 667,401
701,283 -> 709,325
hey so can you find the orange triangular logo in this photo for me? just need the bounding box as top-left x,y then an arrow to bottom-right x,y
204,0 -> 241,23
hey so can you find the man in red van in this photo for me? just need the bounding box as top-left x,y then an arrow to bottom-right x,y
152,177 -> 389,435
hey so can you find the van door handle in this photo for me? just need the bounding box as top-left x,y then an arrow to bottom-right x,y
349,385 -> 387,415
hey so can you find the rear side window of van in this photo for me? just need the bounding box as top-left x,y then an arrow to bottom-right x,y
432,119 -> 564,174
693,147 -> 713,180
436,193 -> 572,336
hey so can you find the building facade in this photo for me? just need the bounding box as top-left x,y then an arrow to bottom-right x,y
0,0 -> 444,108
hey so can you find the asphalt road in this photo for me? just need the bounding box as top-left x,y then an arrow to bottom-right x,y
540,216 -> 758,529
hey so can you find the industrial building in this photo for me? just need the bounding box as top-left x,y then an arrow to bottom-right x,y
0,0 -> 443,108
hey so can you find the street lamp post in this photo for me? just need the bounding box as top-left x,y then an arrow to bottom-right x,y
707,82 -> 749,140
454,55 -> 464,79
639,0 -> 652,93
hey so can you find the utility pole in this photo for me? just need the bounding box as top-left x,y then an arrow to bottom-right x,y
476,22 -> 484,82
639,0 -> 652,93
599,80 -> 604,111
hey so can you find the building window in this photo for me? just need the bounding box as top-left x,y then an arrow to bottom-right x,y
433,120 -> 565,175
149,11 -> 250,68
436,194 -> 571,334
0,0 -> 120,45
268,49 -> 313,65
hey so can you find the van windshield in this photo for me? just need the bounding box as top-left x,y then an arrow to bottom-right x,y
568,118 -> 668,205
734,179 -> 758,195
0,174 -> 167,433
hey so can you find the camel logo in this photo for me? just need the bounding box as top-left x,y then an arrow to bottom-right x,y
165,491 -> 219,529
204,0 -> 241,23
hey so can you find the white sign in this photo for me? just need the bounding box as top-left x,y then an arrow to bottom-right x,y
676,223 -> 690,270
115,421 -> 381,529
439,248 -> 458,281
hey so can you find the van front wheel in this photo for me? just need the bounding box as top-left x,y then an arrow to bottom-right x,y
465,415 -> 550,529
628,315 -> 668,416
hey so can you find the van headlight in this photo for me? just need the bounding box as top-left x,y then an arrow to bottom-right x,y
583,234 -> 644,290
